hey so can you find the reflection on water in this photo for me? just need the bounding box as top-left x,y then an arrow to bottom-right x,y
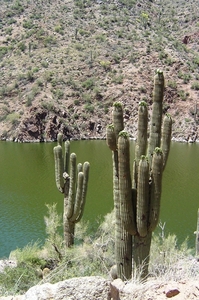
0,141 -> 198,257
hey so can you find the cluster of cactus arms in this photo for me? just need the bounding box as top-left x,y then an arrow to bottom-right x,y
106,70 -> 172,280
53,133 -> 90,247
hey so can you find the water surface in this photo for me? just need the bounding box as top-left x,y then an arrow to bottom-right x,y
0,140 -> 198,257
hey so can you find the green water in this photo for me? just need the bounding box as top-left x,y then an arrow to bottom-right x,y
0,140 -> 198,258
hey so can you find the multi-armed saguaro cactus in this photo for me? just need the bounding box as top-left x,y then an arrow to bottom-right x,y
106,70 -> 172,280
53,133 -> 90,247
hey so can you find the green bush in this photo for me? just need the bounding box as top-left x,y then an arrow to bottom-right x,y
0,46 -> 8,59
191,82 -> 199,91
84,103 -> 94,113
17,42 -> 26,52
6,113 -> 20,125
0,263 -> 40,295
0,206 -> 196,297
82,78 -> 95,90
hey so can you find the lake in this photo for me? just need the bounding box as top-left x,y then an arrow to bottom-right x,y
0,140 -> 198,258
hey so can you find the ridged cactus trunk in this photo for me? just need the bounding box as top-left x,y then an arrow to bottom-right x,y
53,133 -> 89,248
106,70 -> 172,280
196,208 -> 199,257
107,104 -> 134,280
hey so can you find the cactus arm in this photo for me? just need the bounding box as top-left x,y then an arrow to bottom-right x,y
196,208 -> 199,257
57,132 -> 63,146
75,161 -> 90,223
53,145 -> 64,193
64,140 -> 70,173
70,171 -> 84,222
67,153 -> 77,219
118,131 -> 136,235
148,70 -> 164,164
148,148 -> 163,232
134,100 -> 148,202
136,156 -> 149,237
106,124 -> 117,151
161,114 -> 172,170
113,102 -> 124,138
132,159 -> 137,190
153,69 -> 164,103
135,101 -> 148,163
77,162 -> 83,173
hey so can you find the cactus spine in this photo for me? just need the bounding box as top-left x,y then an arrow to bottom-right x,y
106,70 -> 172,280
53,133 -> 90,247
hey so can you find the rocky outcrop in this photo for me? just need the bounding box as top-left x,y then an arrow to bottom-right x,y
16,106 -> 76,142
1,276 -> 199,300
0,276 -> 110,300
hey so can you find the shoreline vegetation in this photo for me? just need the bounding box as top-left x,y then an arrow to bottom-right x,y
0,209 -> 198,298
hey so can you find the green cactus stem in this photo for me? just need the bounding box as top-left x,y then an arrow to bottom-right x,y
53,145 -> 64,193
161,114 -> 172,170
148,70 -> 164,165
53,134 -> 90,247
148,148 -> 163,232
136,156 -> 149,238
135,101 -> 148,163
112,102 -> 124,139
107,106 -> 134,280
106,70 -> 172,280
196,208 -> 199,257
106,124 -> 117,151
118,131 -> 136,235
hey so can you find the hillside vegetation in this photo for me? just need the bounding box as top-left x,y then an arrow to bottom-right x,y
0,0 -> 199,142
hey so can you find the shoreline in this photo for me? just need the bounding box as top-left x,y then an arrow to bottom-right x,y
1,136 -> 199,144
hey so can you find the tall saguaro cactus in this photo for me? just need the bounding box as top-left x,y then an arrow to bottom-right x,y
53,133 -> 90,247
106,70 -> 172,280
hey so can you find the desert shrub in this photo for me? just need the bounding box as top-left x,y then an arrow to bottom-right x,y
6,113 -> 20,125
23,20 -> 34,29
17,42 -> 26,52
167,80 -> 177,89
0,46 -> 8,59
9,241 -> 45,267
26,93 -> 34,107
84,103 -> 94,113
0,263 -> 40,296
150,223 -> 194,280
191,82 -> 199,91
178,90 -> 189,101
43,203 -> 63,261
0,207 -> 197,297
111,74 -> 123,84
82,78 -> 95,90
41,210 -> 115,284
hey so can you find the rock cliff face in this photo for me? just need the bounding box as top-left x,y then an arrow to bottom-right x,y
12,106 -> 74,142
4,105 -> 105,142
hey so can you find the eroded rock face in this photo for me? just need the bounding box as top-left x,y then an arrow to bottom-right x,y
16,106 -> 76,142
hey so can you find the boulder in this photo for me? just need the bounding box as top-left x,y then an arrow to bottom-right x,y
24,276 -> 109,300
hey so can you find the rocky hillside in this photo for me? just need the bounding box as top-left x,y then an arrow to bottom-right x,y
0,0 -> 199,142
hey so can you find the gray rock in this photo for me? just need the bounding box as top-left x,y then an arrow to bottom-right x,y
24,276 -> 110,300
